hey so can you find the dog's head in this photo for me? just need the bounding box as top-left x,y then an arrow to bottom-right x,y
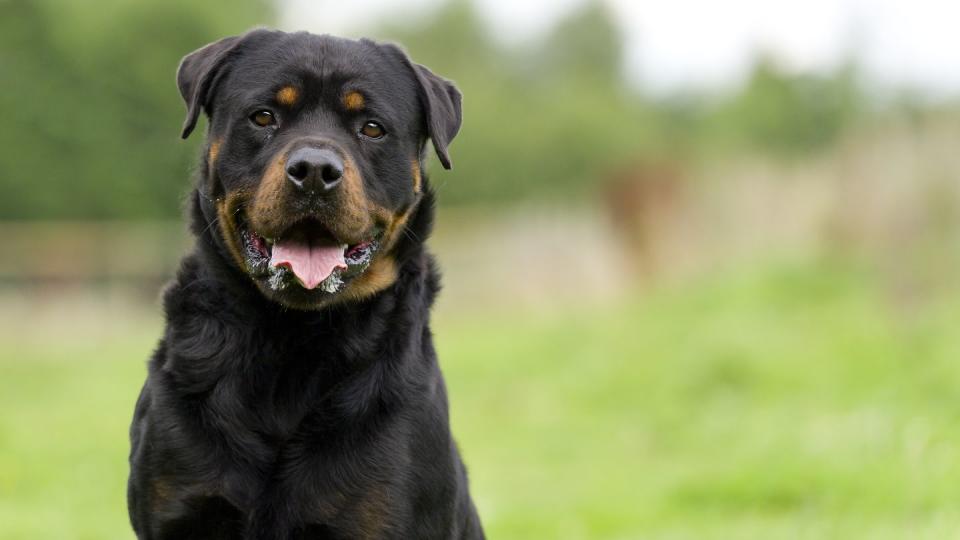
177,30 -> 461,309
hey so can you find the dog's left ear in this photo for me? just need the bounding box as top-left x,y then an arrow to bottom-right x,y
380,43 -> 463,169
177,34 -> 244,139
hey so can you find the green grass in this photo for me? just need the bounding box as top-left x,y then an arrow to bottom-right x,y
2,260 -> 959,539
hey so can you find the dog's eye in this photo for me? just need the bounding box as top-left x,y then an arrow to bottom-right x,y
360,121 -> 385,139
250,110 -> 277,127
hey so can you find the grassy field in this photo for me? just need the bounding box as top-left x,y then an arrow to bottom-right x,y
1,259 -> 959,539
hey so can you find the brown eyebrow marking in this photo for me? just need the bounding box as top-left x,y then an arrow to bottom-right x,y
343,91 -> 365,111
276,86 -> 300,106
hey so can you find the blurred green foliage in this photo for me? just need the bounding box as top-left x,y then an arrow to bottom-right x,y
0,0 -> 873,219
702,55 -> 862,157
0,0 -> 272,220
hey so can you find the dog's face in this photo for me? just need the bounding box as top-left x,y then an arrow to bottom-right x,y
178,30 -> 461,309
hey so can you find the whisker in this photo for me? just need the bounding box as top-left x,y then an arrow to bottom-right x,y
401,227 -> 422,244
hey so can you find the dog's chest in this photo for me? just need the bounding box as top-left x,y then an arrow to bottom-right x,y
164,386 -> 409,535
199,362 -> 406,494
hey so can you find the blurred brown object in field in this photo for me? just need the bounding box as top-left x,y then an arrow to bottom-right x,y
603,160 -> 688,281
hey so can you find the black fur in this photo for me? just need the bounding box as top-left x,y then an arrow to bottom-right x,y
128,30 -> 483,539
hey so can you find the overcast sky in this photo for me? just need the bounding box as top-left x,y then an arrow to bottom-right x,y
280,0 -> 960,97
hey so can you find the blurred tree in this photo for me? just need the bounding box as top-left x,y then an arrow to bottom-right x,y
0,0 -> 272,220
0,0 -> 74,219
537,0 -> 622,87
704,54 -> 863,157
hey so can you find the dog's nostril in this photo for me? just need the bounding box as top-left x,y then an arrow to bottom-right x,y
321,164 -> 343,183
287,162 -> 309,181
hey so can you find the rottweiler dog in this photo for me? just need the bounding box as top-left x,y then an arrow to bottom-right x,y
127,29 -> 484,539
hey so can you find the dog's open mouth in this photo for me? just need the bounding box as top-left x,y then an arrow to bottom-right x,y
240,217 -> 380,293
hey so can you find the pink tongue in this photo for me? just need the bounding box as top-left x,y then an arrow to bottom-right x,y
270,239 -> 347,290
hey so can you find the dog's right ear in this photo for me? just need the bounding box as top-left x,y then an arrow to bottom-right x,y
177,35 -> 244,139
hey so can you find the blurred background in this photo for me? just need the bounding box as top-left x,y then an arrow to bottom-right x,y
2,0 -> 960,538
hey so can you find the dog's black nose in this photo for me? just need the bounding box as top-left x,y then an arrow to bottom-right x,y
285,147 -> 343,192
